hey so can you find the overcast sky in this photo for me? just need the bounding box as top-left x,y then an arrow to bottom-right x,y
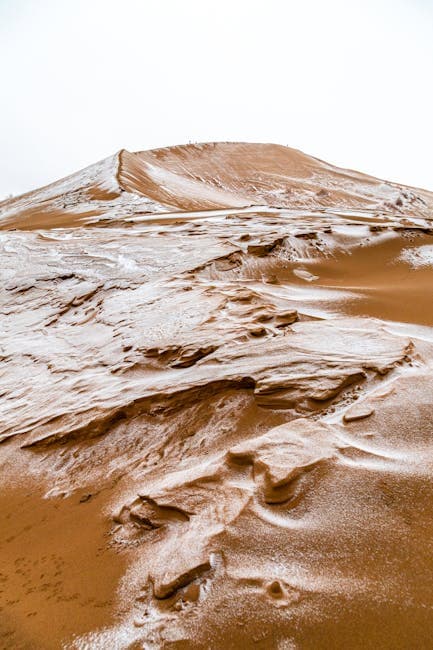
1,0 -> 433,197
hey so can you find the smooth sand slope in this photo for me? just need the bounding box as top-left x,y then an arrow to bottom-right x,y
1,143 -> 433,649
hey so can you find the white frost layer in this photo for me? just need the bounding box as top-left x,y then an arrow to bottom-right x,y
401,245 -> 433,268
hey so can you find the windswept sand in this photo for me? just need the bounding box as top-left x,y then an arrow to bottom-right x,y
1,143 -> 433,649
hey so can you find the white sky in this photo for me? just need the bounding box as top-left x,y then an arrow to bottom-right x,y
1,0 -> 433,197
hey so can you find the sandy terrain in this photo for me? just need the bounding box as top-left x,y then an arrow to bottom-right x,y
1,142 -> 433,649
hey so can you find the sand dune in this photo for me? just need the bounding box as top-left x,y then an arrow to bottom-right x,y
1,143 -> 433,649
2,142 -> 433,230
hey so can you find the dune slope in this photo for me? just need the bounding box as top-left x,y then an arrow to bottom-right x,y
1,143 -> 433,649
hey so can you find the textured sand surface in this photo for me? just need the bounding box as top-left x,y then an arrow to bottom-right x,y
1,143 -> 433,649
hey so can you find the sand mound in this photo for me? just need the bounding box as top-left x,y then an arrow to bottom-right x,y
2,142 -> 433,230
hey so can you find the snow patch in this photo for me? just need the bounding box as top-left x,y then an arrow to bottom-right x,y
401,245 -> 433,268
